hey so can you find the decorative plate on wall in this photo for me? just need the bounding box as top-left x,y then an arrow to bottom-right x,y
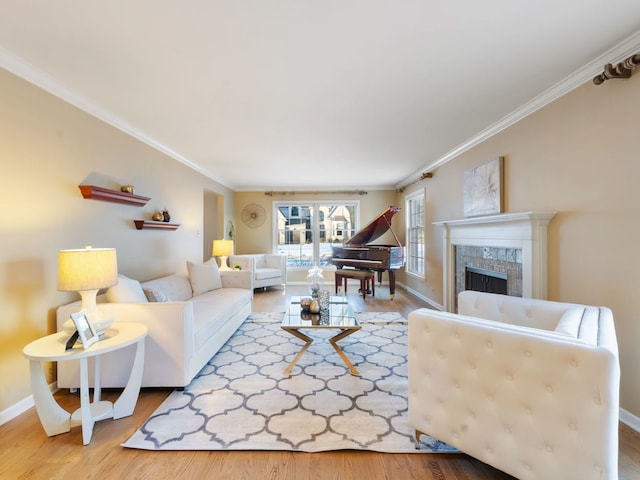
241,203 -> 266,228
463,156 -> 504,217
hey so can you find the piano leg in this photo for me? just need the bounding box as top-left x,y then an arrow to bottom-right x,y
388,271 -> 396,300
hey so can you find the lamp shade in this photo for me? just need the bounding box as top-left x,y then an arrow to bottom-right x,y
212,240 -> 233,257
58,246 -> 118,292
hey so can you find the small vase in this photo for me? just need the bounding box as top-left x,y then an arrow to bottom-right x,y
162,209 -> 171,222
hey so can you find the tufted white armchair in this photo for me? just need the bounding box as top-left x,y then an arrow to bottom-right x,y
228,253 -> 287,290
408,291 -> 620,480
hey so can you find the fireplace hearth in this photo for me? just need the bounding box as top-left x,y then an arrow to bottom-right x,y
434,211 -> 556,312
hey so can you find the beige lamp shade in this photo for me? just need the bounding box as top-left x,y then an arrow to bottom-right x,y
212,240 -> 233,257
58,246 -> 118,291
212,240 -> 233,271
58,246 -> 118,335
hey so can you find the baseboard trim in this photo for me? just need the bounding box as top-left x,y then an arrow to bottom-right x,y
0,395 -> 34,427
620,408 -> 640,432
0,382 -> 57,427
397,282 -> 444,311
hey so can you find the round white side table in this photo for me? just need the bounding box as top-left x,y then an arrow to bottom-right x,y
23,322 -> 148,445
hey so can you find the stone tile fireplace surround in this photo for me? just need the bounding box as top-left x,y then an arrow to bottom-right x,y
434,212 -> 556,312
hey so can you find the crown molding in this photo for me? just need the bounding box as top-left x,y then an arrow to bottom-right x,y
0,47 -> 233,190
396,29 -> 640,190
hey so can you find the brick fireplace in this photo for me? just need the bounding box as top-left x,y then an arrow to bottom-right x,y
434,212 -> 556,312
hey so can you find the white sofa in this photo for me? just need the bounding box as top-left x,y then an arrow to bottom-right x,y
408,291 -> 620,480
56,261 -> 253,388
228,253 -> 287,290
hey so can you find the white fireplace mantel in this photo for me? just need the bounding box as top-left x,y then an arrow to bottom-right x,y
434,212 -> 556,312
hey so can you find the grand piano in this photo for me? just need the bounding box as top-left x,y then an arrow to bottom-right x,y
331,206 -> 405,299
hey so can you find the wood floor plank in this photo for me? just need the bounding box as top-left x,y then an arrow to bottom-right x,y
1,285 -> 637,479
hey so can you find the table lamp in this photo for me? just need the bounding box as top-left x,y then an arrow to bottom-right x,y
212,239 -> 233,271
58,246 -> 118,335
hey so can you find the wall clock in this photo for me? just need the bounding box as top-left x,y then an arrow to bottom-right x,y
241,203 -> 266,228
463,157 -> 504,217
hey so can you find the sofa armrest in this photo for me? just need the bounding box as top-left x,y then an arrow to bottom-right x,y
264,254 -> 287,273
408,308 -> 620,480
220,269 -> 253,290
229,255 -> 255,273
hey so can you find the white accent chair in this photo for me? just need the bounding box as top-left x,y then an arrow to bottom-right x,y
408,291 -> 620,480
228,253 -> 287,290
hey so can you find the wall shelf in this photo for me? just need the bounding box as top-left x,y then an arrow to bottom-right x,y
79,185 -> 150,206
134,220 -> 180,230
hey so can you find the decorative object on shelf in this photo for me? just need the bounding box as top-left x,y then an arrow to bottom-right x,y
593,52 -> 640,85
79,185 -> 150,206
134,220 -> 180,230
212,239 -> 233,271
58,245 -> 118,336
233,264 -> 242,270
120,185 -> 135,194
307,265 -> 324,298
241,203 -> 266,228
162,209 -> 171,222
152,211 -> 164,221
463,156 -> 504,217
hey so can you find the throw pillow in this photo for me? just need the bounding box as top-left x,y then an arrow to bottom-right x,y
143,287 -> 170,302
106,274 -> 149,303
187,259 -> 222,296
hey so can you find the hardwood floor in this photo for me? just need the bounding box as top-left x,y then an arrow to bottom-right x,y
2,284 -> 638,479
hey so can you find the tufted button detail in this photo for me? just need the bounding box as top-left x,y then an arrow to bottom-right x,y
546,384 -> 553,393
524,350 -> 532,357
506,374 -> 513,381
525,407 -> 532,415
569,422 -> 577,430
487,393 -> 494,401
545,443 -> 553,453
571,359 -> 578,367
486,341 -> 493,349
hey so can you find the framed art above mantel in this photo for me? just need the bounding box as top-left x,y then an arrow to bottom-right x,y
462,156 -> 504,217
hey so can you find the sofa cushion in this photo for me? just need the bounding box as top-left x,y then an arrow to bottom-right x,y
192,288 -> 253,350
187,259 -> 222,296
106,275 -> 148,303
255,267 -> 282,281
141,274 -> 193,302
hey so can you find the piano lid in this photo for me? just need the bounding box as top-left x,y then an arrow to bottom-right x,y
345,206 -> 402,246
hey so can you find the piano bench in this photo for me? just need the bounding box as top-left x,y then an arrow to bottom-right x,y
335,269 -> 376,300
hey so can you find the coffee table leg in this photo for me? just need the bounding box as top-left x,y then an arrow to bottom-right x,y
282,328 -> 313,375
329,328 -> 361,375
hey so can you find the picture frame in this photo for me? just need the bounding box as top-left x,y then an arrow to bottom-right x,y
69,310 -> 99,349
463,156 -> 504,217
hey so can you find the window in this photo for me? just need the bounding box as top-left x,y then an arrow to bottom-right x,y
274,202 -> 359,268
406,191 -> 425,276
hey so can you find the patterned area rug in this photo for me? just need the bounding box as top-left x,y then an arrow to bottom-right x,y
122,312 -> 456,453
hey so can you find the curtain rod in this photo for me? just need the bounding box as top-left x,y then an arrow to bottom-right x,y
265,190 -> 368,196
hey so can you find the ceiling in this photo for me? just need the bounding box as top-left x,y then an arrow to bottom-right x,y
1,2 -> 640,191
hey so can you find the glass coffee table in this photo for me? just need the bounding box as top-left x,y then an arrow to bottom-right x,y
281,296 -> 361,375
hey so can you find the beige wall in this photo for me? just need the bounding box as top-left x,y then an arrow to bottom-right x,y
400,75 -> 640,417
0,68 -> 233,413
